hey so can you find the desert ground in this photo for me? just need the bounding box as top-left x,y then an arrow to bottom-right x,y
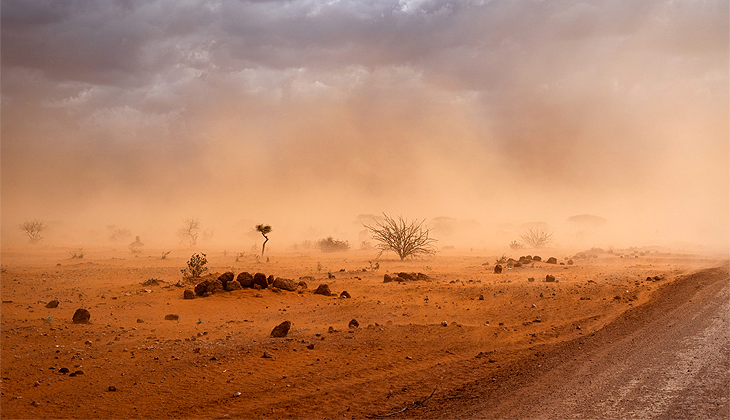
0,246 -> 727,419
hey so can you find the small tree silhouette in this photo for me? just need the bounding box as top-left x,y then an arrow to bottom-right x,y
256,224 -> 272,257
518,228 -> 554,248
129,236 -> 144,253
364,214 -> 437,260
19,219 -> 46,243
180,217 -> 201,247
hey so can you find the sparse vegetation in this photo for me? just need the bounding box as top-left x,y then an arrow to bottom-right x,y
108,226 -> 131,242
368,260 -> 380,270
181,253 -> 208,279
256,224 -> 272,257
69,248 -> 85,259
129,236 -> 144,253
180,217 -> 201,247
518,228 -> 554,248
495,254 -> 509,264
364,213 -> 437,260
235,252 -> 245,262
161,251 -> 171,260
318,237 -> 350,253
18,219 -> 46,243
509,240 -> 525,250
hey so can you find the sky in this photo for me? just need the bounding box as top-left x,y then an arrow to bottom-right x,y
1,0 -> 728,251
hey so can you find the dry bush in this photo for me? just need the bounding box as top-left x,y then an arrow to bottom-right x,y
509,240 -> 525,250
518,228 -> 554,248
181,253 -> 208,279
180,217 -> 201,247
364,214 -> 437,260
129,236 -> 144,253
318,237 -> 350,253
19,219 -> 46,243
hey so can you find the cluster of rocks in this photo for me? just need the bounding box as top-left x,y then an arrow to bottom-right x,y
383,272 -> 430,283
187,271 -> 308,298
494,255 -> 574,273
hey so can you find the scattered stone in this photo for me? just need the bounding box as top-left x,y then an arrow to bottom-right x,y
313,284 -> 332,296
348,319 -> 359,329
45,300 -> 59,309
58,367 -> 70,374
73,370 -> 84,375
237,272 -> 254,288
340,291 -> 351,299
262,351 -> 273,359
545,275 -> 556,282
234,392 -> 242,397
478,294 -> 484,300
546,257 -> 558,264
107,386 -> 117,392
72,309 -> 90,324
136,319 -> 145,323
532,256 -> 542,262
270,321 -> 291,338
85,340 -> 93,345
383,274 -> 393,283
567,260 -> 574,265
164,314 -> 179,321
273,277 -> 297,291
528,277 -> 535,282
141,278 -> 164,286
267,275 -> 275,285
514,262 -> 522,268
218,272 -> 235,288
183,289 -> 195,299
31,401 -> 40,407
494,265 -> 503,274
441,321 -> 448,327
253,273 -> 268,289
306,343 -> 315,350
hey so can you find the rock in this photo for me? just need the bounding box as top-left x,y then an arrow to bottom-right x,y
136,319 -> 144,323
270,321 -> 291,338
306,343 -> 315,350
262,351 -> 273,359
267,275 -> 275,285
218,272 -> 235,287
206,280 -> 224,294
340,291 -> 351,299
194,281 -> 210,296
298,281 -> 308,290
383,274 -> 393,283
183,289 -> 195,299
441,321 -> 448,327
164,314 -> 179,321
493,265 -> 503,274
253,273 -> 268,289
545,275 -> 556,282
348,319 -> 359,329
532,256 -> 542,262
528,277 -> 535,282
72,309 -> 90,324
567,259 -> 574,265
514,262 -> 522,268
84,340 -> 93,345
58,367 -> 70,374
398,272 -> 415,281
313,284 -> 331,296
107,386 -> 117,392
237,272 -> 254,288
478,294 -> 485,300
273,277 -> 297,291
46,300 -> 59,309
225,280 -> 242,291
546,257 -> 558,264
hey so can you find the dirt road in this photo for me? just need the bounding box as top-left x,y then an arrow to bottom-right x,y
418,265 -> 730,419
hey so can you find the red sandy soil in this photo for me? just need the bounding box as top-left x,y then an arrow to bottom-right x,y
0,246 -> 726,418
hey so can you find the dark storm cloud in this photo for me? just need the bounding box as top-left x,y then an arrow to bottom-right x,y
1,0 -> 728,247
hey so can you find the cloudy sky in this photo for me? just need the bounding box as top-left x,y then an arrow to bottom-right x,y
2,0 -> 728,249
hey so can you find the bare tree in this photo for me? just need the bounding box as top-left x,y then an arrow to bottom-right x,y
518,228 -> 554,248
256,224 -> 272,257
19,219 -> 46,243
180,217 -> 201,247
364,214 -> 437,260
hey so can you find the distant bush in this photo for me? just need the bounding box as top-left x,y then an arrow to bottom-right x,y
318,237 -> 350,253
509,240 -> 525,250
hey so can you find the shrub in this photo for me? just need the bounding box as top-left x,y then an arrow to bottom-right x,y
19,219 -> 46,243
181,253 -> 208,279
318,237 -> 350,253
364,213 -> 437,260
518,228 -> 554,248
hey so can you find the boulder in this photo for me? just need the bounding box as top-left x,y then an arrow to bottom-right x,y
183,289 -> 195,299
253,273 -> 268,289
225,280 -> 242,291
72,308 -> 90,324
164,314 -> 179,321
270,321 -> 291,338
383,274 -> 394,283
546,257 -> 558,264
236,272 -> 254,288
298,281 -> 308,290
567,259 -> 574,265
340,291 -> 351,299
194,281 -> 210,296
272,277 -> 297,292
206,279 -> 224,294
494,264 -> 503,274
46,300 -> 59,308
348,319 -> 359,329
545,275 -> 556,282
532,256 -> 542,262
398,272 -> 415,281
267,275 -> 275,285
218,272 -> 235,288
528,277 -> 535,282
313,284 -> 332,296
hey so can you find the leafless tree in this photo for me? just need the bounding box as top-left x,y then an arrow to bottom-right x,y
364,214 -> 437,260
19,219 -> 46,243
518,228 -> 554,248
256,224 -> 272,257
180,217 -> 201,247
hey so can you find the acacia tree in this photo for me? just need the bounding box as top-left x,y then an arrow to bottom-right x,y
180,217 -> 201,247
19,219 -> 46,243
364,214 -> 437,260
256,224 -> 272,257
518,228 -> 554,248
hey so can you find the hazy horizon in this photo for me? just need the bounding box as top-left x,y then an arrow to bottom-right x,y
2,0 -> 728,252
